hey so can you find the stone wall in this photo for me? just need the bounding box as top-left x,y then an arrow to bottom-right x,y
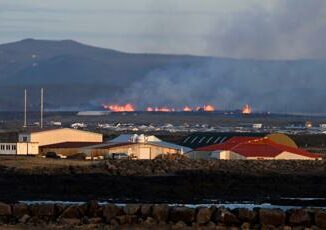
0,201 -> 326,229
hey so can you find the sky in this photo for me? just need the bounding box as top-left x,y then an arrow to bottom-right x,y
0,0 -> 326,59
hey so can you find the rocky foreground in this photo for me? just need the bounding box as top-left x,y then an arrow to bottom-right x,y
0,157 -> 326,203
0,201 -> 326,229
1,157 -> 325,176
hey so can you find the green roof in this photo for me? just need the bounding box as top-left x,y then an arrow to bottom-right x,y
180,132 -> 267,149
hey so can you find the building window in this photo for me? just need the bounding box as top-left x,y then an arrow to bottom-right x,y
6,145 -> 10,150
183,136 -> 191,144
213,137 -> 221,144
206,136 -> 214,144
198,137 -> 206,144
191,136 -> 198,144
0,145 -> 4,150
22,136 -> 28,142
12,145 -> 16,150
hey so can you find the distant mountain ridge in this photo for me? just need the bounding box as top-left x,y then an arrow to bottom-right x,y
0,39 -> 326,113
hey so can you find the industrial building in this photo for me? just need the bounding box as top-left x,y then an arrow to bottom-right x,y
41,134 -> 191,159
0,128 -> 103,155
19,128 -> 103,147
187,135 -> 321,160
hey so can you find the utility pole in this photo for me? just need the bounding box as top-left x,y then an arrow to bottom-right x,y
40,88 -> 44,129
23,89 -> 27,128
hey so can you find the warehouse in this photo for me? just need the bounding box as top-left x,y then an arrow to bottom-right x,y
0,128 -> 103,155
41,134 -> 191,159
187,136 -> 321,160
19,128 -> 103,147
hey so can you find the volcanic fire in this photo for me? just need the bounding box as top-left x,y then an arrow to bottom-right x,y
195,105 -> 215,112
183,106 -> 192,112
146,107 -> 175,112
103,103 -> 135,112
203,105 -> 215,112
103,103 -> 216,112
242,104 -> 252,114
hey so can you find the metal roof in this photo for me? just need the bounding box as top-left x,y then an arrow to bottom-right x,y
21,128 -> 102,136
180,132 -> 267,149
81,140 -> 192,152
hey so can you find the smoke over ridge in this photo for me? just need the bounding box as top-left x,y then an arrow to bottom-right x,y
111,0 -> 326,114
114,58 -> 326,114
207,0 -> 325,59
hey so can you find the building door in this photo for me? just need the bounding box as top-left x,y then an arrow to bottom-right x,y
139,147 -> 151,159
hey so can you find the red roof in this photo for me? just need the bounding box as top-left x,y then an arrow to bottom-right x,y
231,142 -> 282,158
93,142 -> 136,149
195,136 -> 321,159
41,142 -> 100,149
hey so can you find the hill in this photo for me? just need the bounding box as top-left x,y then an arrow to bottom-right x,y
0,39 -> 326,113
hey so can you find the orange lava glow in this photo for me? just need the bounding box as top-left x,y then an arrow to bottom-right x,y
103,103 -> 217,112
147,107 -> 175,112
183,106 -> 192,112
195,105 -> 215,112
103,103 -> 135,112
203,105 -> 215,112
242,104 -> 252,114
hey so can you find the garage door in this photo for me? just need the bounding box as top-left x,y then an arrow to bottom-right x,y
139,147 -> 151,159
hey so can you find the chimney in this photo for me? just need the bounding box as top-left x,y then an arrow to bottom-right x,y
40,88 -> 44,129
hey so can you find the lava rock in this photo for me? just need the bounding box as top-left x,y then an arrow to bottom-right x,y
259,208 -> 285,226
87,200 -> 102,218
214,208 -> 240,225
0,202 -> 11,216
236,208 -> 257,223
18,214 -> 30,224
124,204 -> 141,215
315,210 -> 326,228
59,218 -> 81,226
172,220 -> 188,229
88,217 -> 103,224
12,203 -> 30,218
170,206 -> 195,224
140,204 -> 153,217
103,204 -> 122,222
152,204 -> 170,222
288,209 -> 311,226
196,207 -> 212,224
60,205 -> 84,219
31,204 -> 56,217
144,216 -> 157,226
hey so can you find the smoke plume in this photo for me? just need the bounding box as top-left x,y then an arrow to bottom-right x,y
209,0 -> 326,59
114,0 -> 326,114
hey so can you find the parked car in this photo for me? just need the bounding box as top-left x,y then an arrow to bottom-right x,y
45,152 -> 60,159
105,153 -> 129,160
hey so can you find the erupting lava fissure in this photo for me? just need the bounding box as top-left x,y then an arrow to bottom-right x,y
103,103 -> 253,113
103,104 -> 217,112
103,103 -> 135,112
242,104 -> 252,114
